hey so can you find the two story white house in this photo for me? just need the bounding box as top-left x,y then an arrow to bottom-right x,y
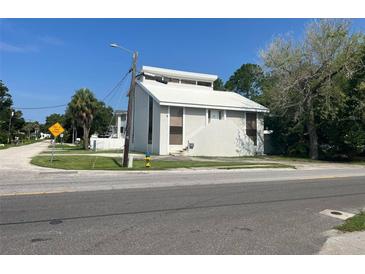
130,66 -> 269,157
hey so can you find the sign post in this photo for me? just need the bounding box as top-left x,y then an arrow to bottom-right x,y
48,122 -> 65,163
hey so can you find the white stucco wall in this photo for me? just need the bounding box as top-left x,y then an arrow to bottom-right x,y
159,106 -> 169,155
186,119 -> 257,156
132,85 -> 149,153
226,110 -> 245,129
184,109 -> 265,156
256,112 -> 264,155
151,100 -> 160,154
184,107 -> 206,146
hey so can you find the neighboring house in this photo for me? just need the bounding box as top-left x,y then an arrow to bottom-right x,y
90,110 -> 127,150
40,132 -> 51,139
130,66 -> 269,156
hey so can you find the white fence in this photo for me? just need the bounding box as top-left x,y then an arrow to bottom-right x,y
89,137 -> 125,151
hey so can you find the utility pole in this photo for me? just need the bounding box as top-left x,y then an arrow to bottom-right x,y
123,51 -> 138,167
7,110 -> 14,144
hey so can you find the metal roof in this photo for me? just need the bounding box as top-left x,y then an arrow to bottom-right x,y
137,81 -> 269,112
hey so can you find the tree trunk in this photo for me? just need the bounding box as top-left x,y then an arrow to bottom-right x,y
308,109 -> 319,160
83,125 -> 89,150
72,124 -> 75,144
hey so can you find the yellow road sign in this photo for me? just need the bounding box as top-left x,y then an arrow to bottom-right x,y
48,122 -> 65,137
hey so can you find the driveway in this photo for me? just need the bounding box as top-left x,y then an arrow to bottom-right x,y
0,141 -> 50,172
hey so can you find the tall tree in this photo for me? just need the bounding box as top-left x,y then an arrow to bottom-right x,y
44,113 -> 65,129
260,19 -> 364,159
67,88 -> 98,149
213,78 -> 225,91
0,81 -> 25,143
0,81 -> 13,143
90,101 -> 114,136
225,63 -> 264,99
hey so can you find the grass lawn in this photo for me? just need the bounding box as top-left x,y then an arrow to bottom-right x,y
48,143 -> 83,150
42,148 -> 123,154
207,155 -> 365,165
336,212 -> 365,232
31,155 -> 294,170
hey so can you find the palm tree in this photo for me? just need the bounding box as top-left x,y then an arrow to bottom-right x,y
67,88 -> 98,149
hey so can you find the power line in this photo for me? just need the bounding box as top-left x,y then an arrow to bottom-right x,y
102,69 -> 131,101
13,69 -> 132,111
13,104 -> 68,110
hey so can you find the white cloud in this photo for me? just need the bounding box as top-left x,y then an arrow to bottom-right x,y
0,41 -> 38,53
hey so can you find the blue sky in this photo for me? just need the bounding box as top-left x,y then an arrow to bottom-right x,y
1,19 -> 364,123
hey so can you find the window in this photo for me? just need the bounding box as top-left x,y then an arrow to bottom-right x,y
208,109 -> 223,123
145,74 -> 163,82
120,127 -> 124,134
169,107 -> 183,145
164,77 -> 179,83
246,112 -> 257,145
197,81 -> 212,87
181,79 -> 197,85
148,96 -> 153,144
144,74 -> 155,80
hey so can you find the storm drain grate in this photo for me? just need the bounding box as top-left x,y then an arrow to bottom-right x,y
320,209 -> 355,220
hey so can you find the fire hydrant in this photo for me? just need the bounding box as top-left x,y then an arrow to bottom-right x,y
144,153 -> 151,168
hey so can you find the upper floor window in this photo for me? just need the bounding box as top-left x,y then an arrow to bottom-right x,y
180,79 -> 197,85
197,81 -> 212,87
164,77 -> 179,83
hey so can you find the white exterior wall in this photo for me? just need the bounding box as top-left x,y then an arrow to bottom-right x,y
184,107 -> 206,146
151,100 -> 160,154
186,120 -> 256,156
226,110 -> 245,129
132,85 -> 149,153
256,112 -> 265,155
184,109 -> 264,156
159,106 -> 169,155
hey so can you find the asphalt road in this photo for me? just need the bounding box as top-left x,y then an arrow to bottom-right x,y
1,176 -> 364,254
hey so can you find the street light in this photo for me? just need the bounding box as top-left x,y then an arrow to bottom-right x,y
110,42 -> 138,168
110,43 -> 134,54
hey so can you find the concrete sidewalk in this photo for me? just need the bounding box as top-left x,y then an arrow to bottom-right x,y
1,166 -> 365,196
319,230 -> 365,254
1,141 -> 365,196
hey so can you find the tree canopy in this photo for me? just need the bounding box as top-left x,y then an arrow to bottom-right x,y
224,63 -> 264,99
67,88 -> 99,149
0,81 -> 25,144
260,19 -> 365,159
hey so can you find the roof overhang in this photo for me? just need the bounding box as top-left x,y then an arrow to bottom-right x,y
141,66 -> 218,82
